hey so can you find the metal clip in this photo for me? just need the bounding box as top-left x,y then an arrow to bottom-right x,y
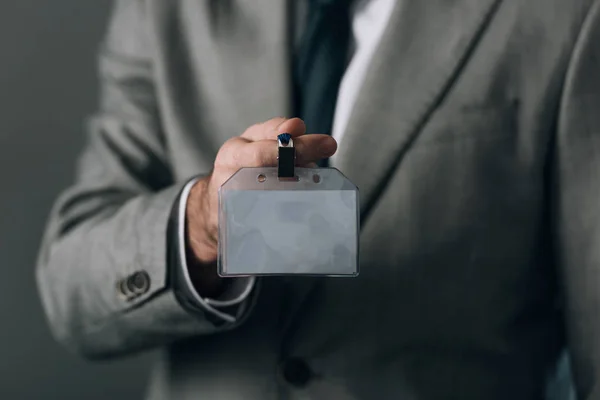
277,133 -> 295,178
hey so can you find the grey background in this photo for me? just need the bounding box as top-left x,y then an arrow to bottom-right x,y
0,1 -> 152,399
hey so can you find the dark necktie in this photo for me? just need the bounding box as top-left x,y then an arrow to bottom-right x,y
295,0 -> 353,165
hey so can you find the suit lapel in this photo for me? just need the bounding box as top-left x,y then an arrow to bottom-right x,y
334,0 -> 502,221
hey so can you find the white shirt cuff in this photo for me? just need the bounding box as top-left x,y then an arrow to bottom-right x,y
177,178 -> 256,323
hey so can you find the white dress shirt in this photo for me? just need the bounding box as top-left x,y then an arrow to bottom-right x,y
178,0 -> 397,322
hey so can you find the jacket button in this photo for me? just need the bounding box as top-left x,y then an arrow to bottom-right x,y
126,271 -> 151,295
280,357 -> 313,388
116,279 -> 130,298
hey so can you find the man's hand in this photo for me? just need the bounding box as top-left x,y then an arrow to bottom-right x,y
184,117 -> 337,296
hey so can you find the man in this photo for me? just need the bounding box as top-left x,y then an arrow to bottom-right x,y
35,0 -> 600,398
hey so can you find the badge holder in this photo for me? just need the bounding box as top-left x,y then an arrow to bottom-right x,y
218,133 -> 360,277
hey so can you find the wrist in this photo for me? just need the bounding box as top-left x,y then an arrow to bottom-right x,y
184,177 -> 228,298
186,177 -> 218,265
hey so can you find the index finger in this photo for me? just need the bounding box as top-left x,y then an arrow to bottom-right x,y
241,117 -> 306,142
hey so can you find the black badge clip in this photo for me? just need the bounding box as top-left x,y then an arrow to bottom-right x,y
277,133 -> 295,178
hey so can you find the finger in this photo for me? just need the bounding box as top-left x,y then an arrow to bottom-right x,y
274,117 -> 306,138
294,134 -> 337,164
215,136 -> 277,169
228,134 -> 336,168
240,118 -> 284,141
241,117 -> 306,141
217,132 -> 337,169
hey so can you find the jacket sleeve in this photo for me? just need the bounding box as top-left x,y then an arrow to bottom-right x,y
35,0 -> 257,360
552,0 -> 600,398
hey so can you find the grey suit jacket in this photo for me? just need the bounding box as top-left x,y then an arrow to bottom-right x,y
36,0 -> 600,398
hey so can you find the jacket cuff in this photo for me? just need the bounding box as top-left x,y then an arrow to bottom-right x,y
169,177 -> 256,324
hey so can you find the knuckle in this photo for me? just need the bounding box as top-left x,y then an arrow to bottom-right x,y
215,138 -> 239,168
250,148 -> 266,166
213,152 -> 227,169
219,137 -> 235,153
241,123 -> 261,138
270,116 -> 287,125
214,148 -> 232,169
265,117 -> 287,133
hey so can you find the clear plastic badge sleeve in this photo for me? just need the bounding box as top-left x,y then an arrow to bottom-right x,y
218,167 -> 359,276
